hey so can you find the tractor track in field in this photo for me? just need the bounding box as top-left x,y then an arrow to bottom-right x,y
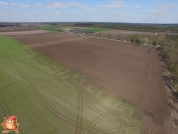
69,79 -> 140,134
93,128 -> 119,134
83,112 -> 113,133
83,102 -> 140,133
24,48 -> 85,133
63,74 -> 85,134
0,101 -> 11,117
0,105 -> 6,117
74,87 -> 83,134
73,82 -> 125,133
83,111 -> 140,134
9,48 -> 85,133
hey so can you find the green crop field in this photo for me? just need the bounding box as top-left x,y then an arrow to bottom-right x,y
38,26 -> 60,32
38,25 -> 112,33
86,28 -> 113,32
0,36 -> 141,134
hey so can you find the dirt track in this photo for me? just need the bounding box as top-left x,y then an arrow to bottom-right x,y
12,32 -> 170,133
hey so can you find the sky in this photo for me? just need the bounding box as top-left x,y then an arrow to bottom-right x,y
0,0 -> 178,23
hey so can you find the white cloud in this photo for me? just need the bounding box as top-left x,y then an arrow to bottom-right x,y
55,12 -> 61,14
166,13 -> 171,15
20,4 -> 31,8
157,3 -> 177,9
132,10 -> 139,13
46,2 -> 67,8
36,4 -> 43,7
13,11 -> 19,13
84,8 -> 99,11
0,1 -> 8,5
100,0 -> 127,8
151,10 -> 159,13
38,2 -> 87,9
66,2 -> 86,8
147,3 -> 177,16
147,9 -> 170,16
135,6 -> 141,9
11,3 -> 16,6
105,9 -> 116,13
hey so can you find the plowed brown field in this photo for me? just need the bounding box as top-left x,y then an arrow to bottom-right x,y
11,32 -> 170,134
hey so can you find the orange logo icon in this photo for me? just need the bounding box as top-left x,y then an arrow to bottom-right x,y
1,116 -> 19,133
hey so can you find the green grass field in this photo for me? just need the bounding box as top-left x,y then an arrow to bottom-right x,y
0,36 -> 141,134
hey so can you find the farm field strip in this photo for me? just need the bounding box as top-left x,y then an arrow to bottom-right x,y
39,26 -> 113,33
0,30 -> 50,36
0,36 -> 141,134
85,28 -> 113,32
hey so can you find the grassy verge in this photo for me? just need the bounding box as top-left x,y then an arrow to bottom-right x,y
0,36 -> 141,134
